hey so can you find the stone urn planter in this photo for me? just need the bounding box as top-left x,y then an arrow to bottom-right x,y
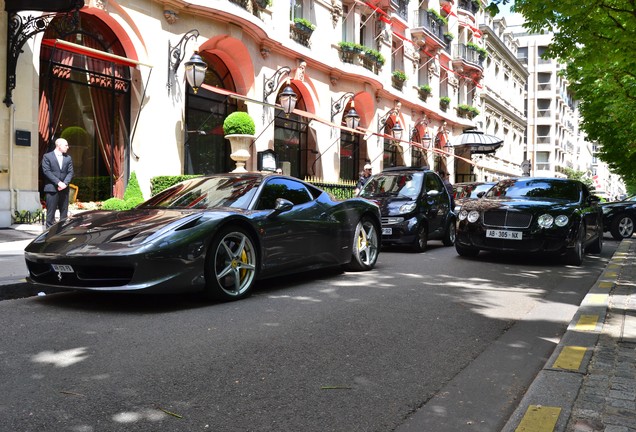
223,111 -> 256,172
225,134 -> 255,172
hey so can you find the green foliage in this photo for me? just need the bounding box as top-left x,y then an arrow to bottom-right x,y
562,167 -> 594,190
102,172 -> 145,210
466,42 -> 488,58
440,96 -> 451,106
419,84 -> 432,94
338,41 -> 364,52
457,103 -> 480,116
150,175 -> 202,196
392,70 -> 407,81
443,32 -> 454,41
293,17 -> 316,31
363,48 -> 385,66
101,197 -> 128,211
428,8 -> 448,25
223,111 -> 255,135
486,0 -> 635,186
60,126 -> 90,147
123,172 -> 143,202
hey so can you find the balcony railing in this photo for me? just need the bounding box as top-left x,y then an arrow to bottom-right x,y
412,10 -> 445,41
454,44 -> 484,68
391,0 -> 408,21
458,0 -> 479,15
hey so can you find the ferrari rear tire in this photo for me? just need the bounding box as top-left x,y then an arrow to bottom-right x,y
610,214 -> 634,240
565,225 -> 584,266
205,226 -> 258,301
346,217 -> 379,271
455,242 -> 479,257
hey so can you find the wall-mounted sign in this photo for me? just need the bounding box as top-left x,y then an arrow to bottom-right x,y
15,130 -> 31,147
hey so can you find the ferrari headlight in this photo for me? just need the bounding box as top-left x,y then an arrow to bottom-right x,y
399,202 -> 417,214
555,215 -> 569,227
538,214 -> 554,228
467,210 -> 480,223
458,209 -> 469,221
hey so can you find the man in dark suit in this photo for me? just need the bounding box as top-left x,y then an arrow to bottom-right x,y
42,138 -> 74,228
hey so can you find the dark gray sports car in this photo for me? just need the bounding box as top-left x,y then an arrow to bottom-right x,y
455,177 -> 603,265
25,173 -> 381,300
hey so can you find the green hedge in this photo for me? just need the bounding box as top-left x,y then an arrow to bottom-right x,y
72,176 -> 111,202
102,172 -> 145,211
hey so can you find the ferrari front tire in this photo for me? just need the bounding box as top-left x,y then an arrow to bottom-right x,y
346,217 -> 379,271
205,226 -> 258,301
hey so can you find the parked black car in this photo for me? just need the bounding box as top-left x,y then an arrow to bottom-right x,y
358,166 -> 455,252
452,181 -> 496,213
455,177 -> 603,265
601,195 -> 636,240
25,173 -> 381,301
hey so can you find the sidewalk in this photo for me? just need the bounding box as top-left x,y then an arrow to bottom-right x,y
503,237 -> 636,431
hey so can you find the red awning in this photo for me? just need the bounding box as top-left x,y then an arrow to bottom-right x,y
41,39 -> 152,68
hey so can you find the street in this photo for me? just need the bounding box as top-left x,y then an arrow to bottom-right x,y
0,238 -> 619,432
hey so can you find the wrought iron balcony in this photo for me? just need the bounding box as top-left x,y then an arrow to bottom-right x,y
411,10 -> 446,49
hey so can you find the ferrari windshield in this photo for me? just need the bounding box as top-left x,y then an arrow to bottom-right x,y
485,179 -> 581,203
140,176 -> 261,209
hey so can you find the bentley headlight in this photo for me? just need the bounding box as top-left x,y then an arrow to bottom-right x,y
467,210 -> 480,223
458,209 -> 469,221
538,214 -> 554,228
399,202 -> 417,214
602,206 -> 611,214
555,215 -> 569,227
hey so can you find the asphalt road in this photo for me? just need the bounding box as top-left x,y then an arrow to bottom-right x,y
0,238 -> 618,432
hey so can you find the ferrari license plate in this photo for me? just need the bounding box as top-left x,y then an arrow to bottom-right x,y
52,264 -> 74,273
382,227 -> 392,235
486,229 -> 522,240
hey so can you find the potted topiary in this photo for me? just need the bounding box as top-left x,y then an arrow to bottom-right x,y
223,111 -> 256,172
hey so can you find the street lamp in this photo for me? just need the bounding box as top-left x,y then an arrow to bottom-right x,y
410,117 -> 432,148
378,106 -> 403,141
278,81 -> 298,116
167,29 -> 208,94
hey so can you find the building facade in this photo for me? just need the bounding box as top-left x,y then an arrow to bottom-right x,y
0,0 -> 622,227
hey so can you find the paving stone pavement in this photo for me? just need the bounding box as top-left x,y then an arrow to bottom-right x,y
566,239 -> 636,432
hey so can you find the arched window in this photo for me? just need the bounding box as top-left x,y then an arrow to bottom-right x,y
39,12 -> 131,201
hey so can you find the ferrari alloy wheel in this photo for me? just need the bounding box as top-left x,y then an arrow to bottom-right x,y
346,217 -> 379,271
565,225 -> 584,266
206,227 -> 257,300
610,214 -> 634,240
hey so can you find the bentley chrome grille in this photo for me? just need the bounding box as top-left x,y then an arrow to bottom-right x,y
483,210 -> 532,228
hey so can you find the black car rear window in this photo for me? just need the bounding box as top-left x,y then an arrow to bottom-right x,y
359,172 -> 424,199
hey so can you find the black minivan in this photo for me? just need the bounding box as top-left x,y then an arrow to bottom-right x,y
358,167 -> 455,251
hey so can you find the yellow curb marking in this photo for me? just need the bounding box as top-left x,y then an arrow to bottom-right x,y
587,294 -> 608,304
604,271 -> 618,278
598,282 -> 614,289
607,264 -> 620,270
553,346 -> 587,370
516,405 -> 561,431
575,315 -> 599,331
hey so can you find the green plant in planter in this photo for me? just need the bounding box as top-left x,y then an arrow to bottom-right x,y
467,42 -> 488,59
363,47 -> 385,66
419,84 -> 432,93
293,17 -> 316,31
338,41 -> 363,52
443,32 -> 454,41
428,8 -> 448,25
457,104 -> 480,117
61,126 -> 90,147
440,96 -> 451,109
392,70 -> 407,81
223,111 -> 256,135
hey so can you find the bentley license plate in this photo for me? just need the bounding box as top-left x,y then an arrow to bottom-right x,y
382,227 -> 392,235
486,229 -> 523,240
52,264 -> 74,273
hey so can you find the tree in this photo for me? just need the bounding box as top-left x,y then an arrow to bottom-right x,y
486,0 -> 636,192
562,167 -> 594,190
